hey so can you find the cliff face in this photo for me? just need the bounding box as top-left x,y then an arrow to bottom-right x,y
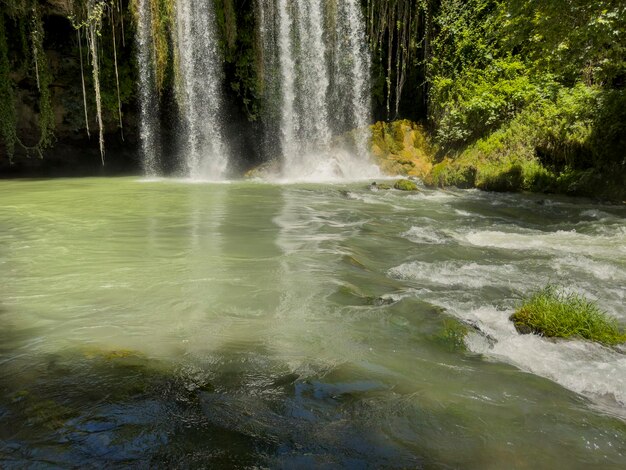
1,2 -> 139,175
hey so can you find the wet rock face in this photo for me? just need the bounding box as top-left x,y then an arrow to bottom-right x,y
46,1 -> 74,16
0,4 -> 140,173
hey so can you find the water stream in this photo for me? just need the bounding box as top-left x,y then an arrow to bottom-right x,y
136,0 -> 160,175
1,178 -> 624,467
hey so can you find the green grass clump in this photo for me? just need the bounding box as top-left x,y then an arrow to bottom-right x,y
510,286 -> 626,346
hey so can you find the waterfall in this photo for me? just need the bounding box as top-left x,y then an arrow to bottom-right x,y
260,0 -> 375,180
174,0 -> 229,180
136,0 -> 160,176
335,0 -> 371,158
136,0 -> 372,180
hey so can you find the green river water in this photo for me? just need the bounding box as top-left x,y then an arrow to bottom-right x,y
0,177 -> 625,468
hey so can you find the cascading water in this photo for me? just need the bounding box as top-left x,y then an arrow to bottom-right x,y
334,0 -> 372,158
259,0 -> 378,181
174,0 -> 229,180
136,0 -> 160,176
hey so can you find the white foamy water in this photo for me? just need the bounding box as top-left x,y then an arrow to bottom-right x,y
465,306 -> 626,416
553,255 -> 626,282
389,261 -> 521,289
457,228 -> 626,258
402,226 -> 450,245
389,191 -> 626,416
277,149 -> 381,183
388,256 -> 626,415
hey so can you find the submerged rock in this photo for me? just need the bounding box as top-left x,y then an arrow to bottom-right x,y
436,319 -> 469,352
369,182 -> 391,191
244,160 -> 281,179
342,255 -> 368,270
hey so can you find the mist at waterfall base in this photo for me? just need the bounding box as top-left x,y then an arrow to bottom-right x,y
137,0 -> 379,182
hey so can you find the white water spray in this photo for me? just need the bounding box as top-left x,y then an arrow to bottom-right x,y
174,0 -> 229,180
136,0 -> 160,175
260,0 -> 377,181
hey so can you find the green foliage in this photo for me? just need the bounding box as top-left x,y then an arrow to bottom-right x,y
510,286 -> 626,346
99,31 -> 135,119
427,82 -> 626,199
500,0 -> 626,86
431,58 -> 539,146
429,0 -> 502,79
151,0 -> 174,93
427,0 -> 626,198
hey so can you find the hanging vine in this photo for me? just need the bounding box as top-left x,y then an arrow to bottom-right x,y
70,0 -> 108,164
110,1 -> 123,139
366,0 -> 428,120
0,1 -> 56,160
77,28 -> 91,137
30,1 -> 55,154
88,1 -> 105,163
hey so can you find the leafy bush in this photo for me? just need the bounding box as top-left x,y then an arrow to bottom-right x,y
510,286 -> 626,346
430,59 -> 540,147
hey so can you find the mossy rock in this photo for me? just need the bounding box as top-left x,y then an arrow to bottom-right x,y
435,319 -> 469,352
369,120 -> 435,178
394,179 -> 419,191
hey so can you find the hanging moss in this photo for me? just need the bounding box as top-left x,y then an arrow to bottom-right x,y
0,2 -> 56,160
30,2 -> 55,154
150,0 -> 174,93
0,14 -> 18,160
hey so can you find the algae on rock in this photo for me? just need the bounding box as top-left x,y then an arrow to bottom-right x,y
393,178 -> 419,191
370,120 -> 433,178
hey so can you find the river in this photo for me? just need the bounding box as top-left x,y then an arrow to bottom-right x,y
0,178 -> 624,467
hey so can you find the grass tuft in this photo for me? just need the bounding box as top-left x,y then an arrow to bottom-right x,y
510,286 -> 626,346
